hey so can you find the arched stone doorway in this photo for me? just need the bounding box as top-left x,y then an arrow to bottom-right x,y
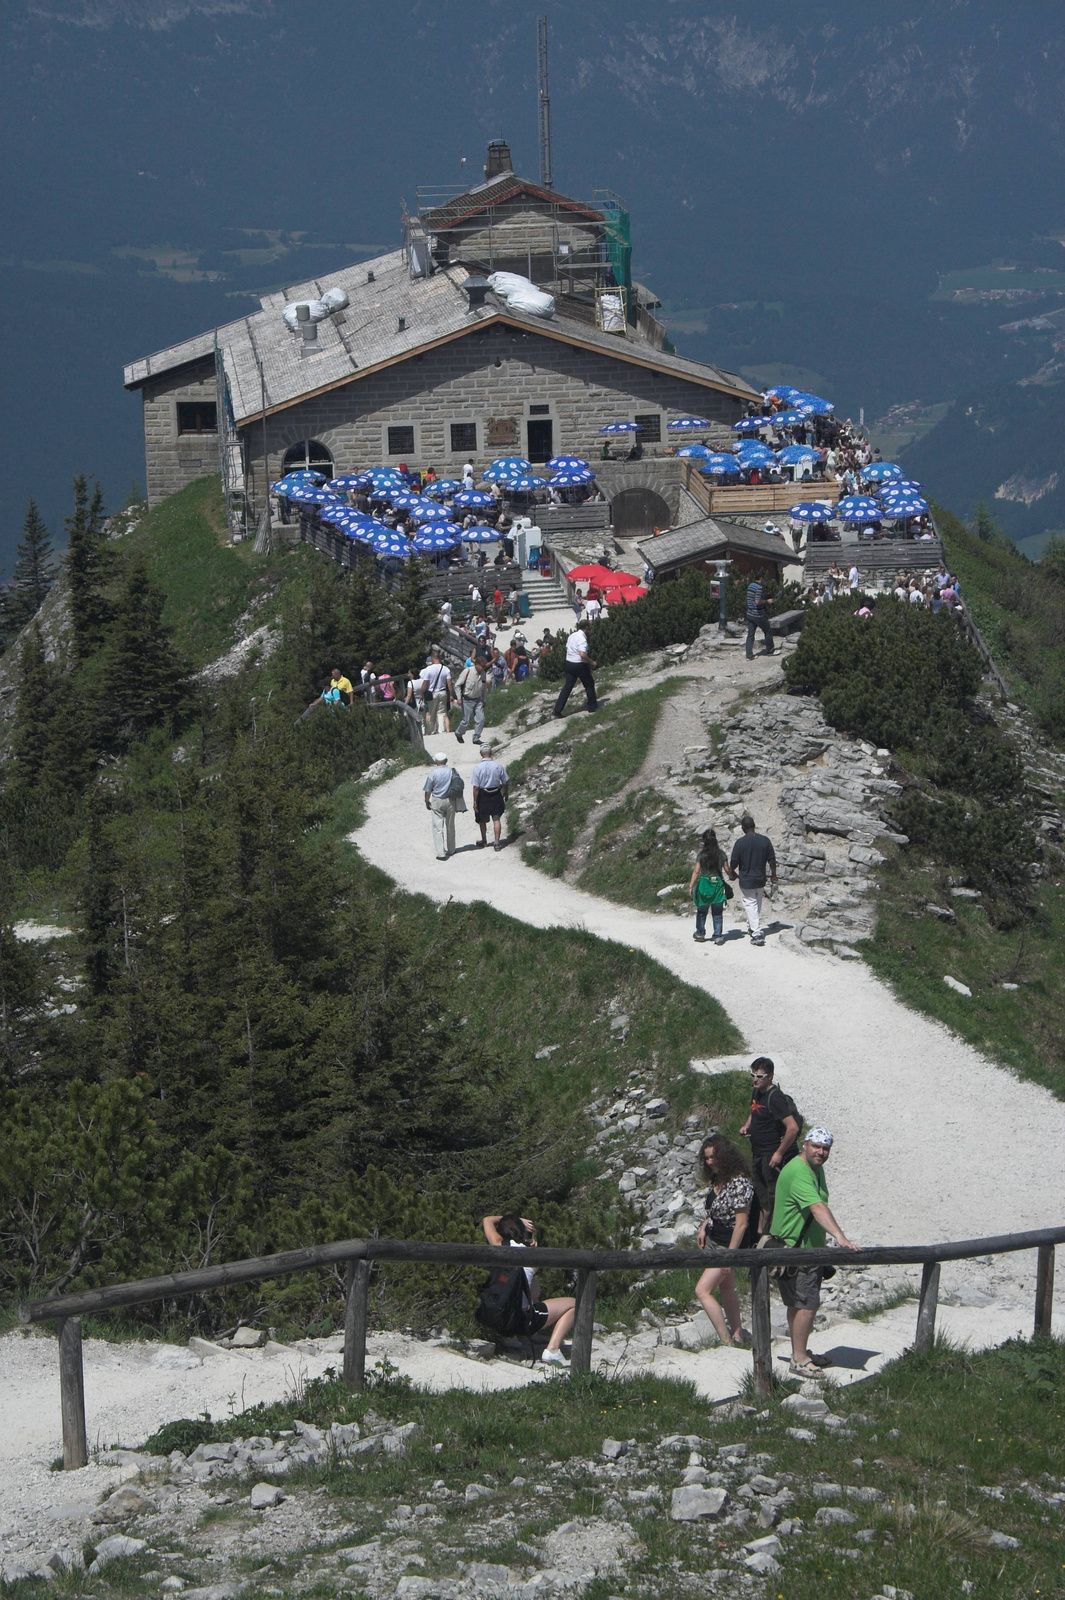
609,486 -> 671,538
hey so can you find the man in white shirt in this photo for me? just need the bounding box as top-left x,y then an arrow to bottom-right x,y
848,564 -> 860,592
471,737 -> 509,851
553,625 -> 597,717
423,752 -> 461,860
420,651 -> 453,735
462,460 -> 475,489
585,595 -> 602,623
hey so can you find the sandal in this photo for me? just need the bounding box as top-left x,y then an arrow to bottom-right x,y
788,1359 -> 826,1380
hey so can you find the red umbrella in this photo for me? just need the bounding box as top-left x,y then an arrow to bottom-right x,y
604,585 -> 648,605
608,570 -> 642,588
567,563 -> 617,583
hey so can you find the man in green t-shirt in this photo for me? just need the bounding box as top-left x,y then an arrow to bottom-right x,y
770,1127 -> 858,1380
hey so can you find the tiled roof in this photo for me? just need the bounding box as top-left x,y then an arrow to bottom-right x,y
637,516 -> 792,572
124,246 -> 759,425
421,174 -> 602,228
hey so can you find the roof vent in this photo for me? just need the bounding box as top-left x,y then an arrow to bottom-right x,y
367,269 -> 375,283
484,139 -> 513,180
460,274 -> 491,311
296,303 -> 318,358
397,315 -> 406,332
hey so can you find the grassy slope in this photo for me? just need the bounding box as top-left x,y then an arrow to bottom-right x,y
124,1340 -> 1064,1600
121,475 -> 316,668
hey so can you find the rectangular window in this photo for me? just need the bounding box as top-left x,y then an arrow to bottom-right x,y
634,412 -> 661,442
529,403 -> 550,415
450,422 -> 478,453
177,401 -> 217,434
386,424 -> 415,455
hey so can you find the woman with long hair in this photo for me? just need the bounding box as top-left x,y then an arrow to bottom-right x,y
481,1213 -> 576,1367
694,1134 -> 754,1346
688,828 -> 733,945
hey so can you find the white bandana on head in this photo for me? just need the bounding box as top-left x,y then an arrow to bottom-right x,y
804,1126 -> 834,1148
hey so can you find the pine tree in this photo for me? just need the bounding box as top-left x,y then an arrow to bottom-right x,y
100,555 -> 190,748
1,501 -> 57,638
65,474 -> 112,663
8,627 -> 59,789
386,554 -> 438,670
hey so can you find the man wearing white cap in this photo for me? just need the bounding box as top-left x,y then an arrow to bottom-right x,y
423,752 -> 463,860
769,1126 -> 858,1380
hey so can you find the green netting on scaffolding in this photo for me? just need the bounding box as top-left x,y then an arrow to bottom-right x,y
602,202 -> 633,321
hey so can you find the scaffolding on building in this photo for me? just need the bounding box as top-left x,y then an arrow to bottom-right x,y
214,335 -> 248,540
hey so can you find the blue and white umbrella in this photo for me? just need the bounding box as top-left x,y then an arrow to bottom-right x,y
764,385 -> 803,400
792,395 -> 834,416
413,529 -> 462,552
667,416 -> 710,431
326,474 -> 369,491
279,469 -> 327,484
373,538 -> 414,559
736,444 -> 776,463
701,455 -> 742,475
880,496 -> 929,517
777,445 -> 821,464
549,468 -> 595,487
789,501 -> 838,522
836,495 -> 883,522
882,477 -> 924,494
506,475 -> 548,492
676,444 -> 712,459
770,409 -> 804,427
388,490 -> 427,508
461,525 -> 502,543
861,462 -> 903,482
488,456 -> 531,471
546,455 -> 589,470
733,416 -> 774,432
453,489 -> 497,508
409,501 -> 449,522
425,478 -> 463,497
879,482 -> 924,503
416,520 -> 462,540
285,484 -> 342,504
599,421 -> 641,434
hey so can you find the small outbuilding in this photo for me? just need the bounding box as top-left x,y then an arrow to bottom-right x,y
636,517 -> 794,584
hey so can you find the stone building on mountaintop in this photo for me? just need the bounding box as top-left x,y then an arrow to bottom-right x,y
123,140 -> 759,539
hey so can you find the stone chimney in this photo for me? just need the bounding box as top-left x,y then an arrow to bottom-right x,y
484,139 -> 513,181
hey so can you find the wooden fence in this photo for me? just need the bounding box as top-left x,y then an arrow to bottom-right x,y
681,465 -> 842,518
20,1226 -> 1061,1470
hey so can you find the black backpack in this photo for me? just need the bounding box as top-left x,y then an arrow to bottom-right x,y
767,1086 -> 804,1158
476,1262 -> 529,1337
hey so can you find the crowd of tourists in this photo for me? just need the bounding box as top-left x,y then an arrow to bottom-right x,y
475,1057 -> 855,1381
806,562 -> 964,614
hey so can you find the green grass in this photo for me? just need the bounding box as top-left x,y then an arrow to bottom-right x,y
120,475 -> 317,668
862,854 -> 1065,1099
511,678 -> 683,877
579,786 -> 719,912
113,1338 -> 1065,1600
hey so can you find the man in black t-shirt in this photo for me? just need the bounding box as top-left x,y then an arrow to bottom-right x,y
729,815 -> 777,946
739,1056 -> 800,1234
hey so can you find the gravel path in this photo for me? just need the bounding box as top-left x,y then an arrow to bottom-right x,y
354,659 -> 1065,1268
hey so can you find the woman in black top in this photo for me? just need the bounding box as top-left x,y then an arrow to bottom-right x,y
694,1135 -> 754,1347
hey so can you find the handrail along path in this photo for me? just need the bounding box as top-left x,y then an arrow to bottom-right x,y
21,1226 -> 1062,1470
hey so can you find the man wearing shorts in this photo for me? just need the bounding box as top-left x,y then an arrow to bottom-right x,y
471,738 -> 509,851
770,1127 -> 858,1380
482,1214 -> 575,1366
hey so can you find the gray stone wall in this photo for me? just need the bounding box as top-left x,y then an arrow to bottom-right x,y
241,325 -> 744,506
141,358 -> 218,507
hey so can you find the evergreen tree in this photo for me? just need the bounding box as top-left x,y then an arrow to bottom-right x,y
1,501 -> 57,638
387,554 -> 438,669
100,555 -> 190,748
65,474 -> 112,663
8,627 -> 59,789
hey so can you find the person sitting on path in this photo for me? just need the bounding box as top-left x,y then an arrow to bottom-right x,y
471,738 -> 509,851
454,656 -> 488,744
423,751 -> 464,860
307,666 -> 354,713
553,625 -> 598,718
769,1127 -> 858,1380
688,827 -> 733,944
745,577 -> 775,661
694,1134 -> 754,1347
481,1214 -> 576,1368
729,815 -> 778,946
739,1057 -> 800,1234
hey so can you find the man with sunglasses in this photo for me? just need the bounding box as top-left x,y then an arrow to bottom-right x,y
739,1057 -> 800,1235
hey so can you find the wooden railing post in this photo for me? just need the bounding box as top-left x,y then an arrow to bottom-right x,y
1034,1243 -> 1055,1338
569,1269 -> 596,1373
343,1259 -> 370,1390
57,1317 -> 87,1470
749,1265 -> 773,1401
913,1261 -> 940,1353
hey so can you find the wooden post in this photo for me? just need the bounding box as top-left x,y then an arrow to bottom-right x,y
342,1259 -> 370,1389
57,1317 -> 87,1470
1034,1243 -> 1055,1338
749,1265 -> 773,1401
569,1269 -> 597,1373
913,1261 -> 940,1353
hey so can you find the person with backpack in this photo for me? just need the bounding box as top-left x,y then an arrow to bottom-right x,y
693,1135 -> 754,1347
479,1214 -> 576,1367
739,1057 -> 801,1235
745,577 -> 775,660
688,828 -> 734,944
423,752 -> 465,860
420,651 -> 453,735
453,657 -> 488,744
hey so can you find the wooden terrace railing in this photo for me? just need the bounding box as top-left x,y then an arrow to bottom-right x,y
20,1227 -> 1061,1470
681,464 -> 842,518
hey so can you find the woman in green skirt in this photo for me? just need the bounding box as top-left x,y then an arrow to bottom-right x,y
688,828 -> 734,945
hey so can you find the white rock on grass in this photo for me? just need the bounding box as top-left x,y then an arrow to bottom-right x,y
89,1534 -> 147,1570
249,1483 -> 285,1509
781,1393 -> 829,1418
786,1427 -> 817,1443
943,976 -> 972,997
670,1485 -> 729,1521
601,1438 -> 628,1460
464,1482 -> 493,1502
815,1506 -> 858,1526
91,1485 -> 155,1522
745,1550 -> 782,1574
987,1531 -> 1020,1549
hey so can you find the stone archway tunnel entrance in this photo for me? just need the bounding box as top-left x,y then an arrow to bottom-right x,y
609,486 -> 671,538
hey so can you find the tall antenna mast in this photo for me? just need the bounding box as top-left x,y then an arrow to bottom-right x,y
537,15 -> 553,188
